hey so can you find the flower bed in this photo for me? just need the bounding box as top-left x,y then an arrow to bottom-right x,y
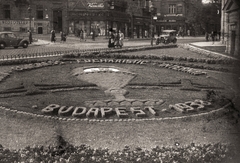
62,51 -> 237,65
0,141 -> 231,163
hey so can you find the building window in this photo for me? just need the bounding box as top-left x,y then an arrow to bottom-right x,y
36,5 -> 44,19
4,5 -> 11,19
177,5 -> 183,13
3,27 -> 11,31
20,27 -> 27,32
169,4 -> 176,14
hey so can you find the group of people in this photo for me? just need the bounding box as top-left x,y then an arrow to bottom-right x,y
29,28 -> 124,47
50,30 -> 67,43
108,29 -> 124,48
205,31 -> 221,44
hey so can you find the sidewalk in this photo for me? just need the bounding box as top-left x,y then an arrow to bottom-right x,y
188,41 -> 239,60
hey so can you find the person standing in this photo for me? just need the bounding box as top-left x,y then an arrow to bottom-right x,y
60,31 -> 64,43
83,29 -> 86,41
79,29 -> 83,42
119,30 -> 124,48
28,30 -> 32,44
108,28 -> 115,48
205,32 -> 209,41
211,31 -> 215,44
63,32 -> 67,42
50,30 -> 56,43
187,29 -> 190,37
92,29 -> 95,41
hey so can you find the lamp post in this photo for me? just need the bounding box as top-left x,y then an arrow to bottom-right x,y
45,9 -> 49,34
27,5 -> 32,31
150,6 -> 157,46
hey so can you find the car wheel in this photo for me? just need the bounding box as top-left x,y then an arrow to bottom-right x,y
160,38 -> 164,44
14,46 -> 19,49
22,42 -> 28,48
0,43 -> 5,49
173,38 -> 177,43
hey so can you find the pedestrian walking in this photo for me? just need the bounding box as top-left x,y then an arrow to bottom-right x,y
210,31 -> 215,44
50,30 -> 56,43
28,30 -> 32,44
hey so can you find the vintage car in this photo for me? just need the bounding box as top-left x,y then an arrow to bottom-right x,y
155,30 -> 177,45
0,32 -> 29,49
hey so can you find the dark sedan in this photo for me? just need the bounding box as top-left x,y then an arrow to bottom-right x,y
0,32 -> 29,49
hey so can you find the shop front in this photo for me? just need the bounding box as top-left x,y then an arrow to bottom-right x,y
68,10 -> 129,37
155,15 -> 186,35
130,16 -> 151,38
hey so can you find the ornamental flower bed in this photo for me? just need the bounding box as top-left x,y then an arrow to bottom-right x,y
0,141 -> 231,163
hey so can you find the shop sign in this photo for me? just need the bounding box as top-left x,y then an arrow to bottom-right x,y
1,20 -> 28,24
87,3 -> 104,8
164,14 -> 183,17
157,20 -> 167,22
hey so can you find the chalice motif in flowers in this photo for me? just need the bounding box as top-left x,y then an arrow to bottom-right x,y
72,66 -> 164,107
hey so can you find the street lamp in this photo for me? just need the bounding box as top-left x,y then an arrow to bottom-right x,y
45,9 -> 49,34
27,5 -> 32,31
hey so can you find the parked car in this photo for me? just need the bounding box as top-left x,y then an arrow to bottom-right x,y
0,32 -> 29,49
155,30 -> 177,45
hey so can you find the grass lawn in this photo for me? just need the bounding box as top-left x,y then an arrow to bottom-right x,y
0,47 -> 239,162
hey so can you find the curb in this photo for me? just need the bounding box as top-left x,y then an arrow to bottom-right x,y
181,43 -> 238,60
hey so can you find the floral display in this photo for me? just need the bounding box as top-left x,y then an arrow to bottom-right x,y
0,142 -> 231,163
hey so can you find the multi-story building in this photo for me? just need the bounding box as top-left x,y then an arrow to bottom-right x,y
152,0 -> 187,35
0,0 -> 67,34
222,0 -> 240,57
0,0 -> 155,38
67,0 -> 129,37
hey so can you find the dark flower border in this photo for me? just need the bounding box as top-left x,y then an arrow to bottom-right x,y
0,141 -> 232,163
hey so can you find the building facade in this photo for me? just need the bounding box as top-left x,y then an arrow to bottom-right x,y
1,0 -> 188,38
67,0 -> 129,37
0,0 -> 67,34
152,0 -> 187,35
222,0 -> 240,57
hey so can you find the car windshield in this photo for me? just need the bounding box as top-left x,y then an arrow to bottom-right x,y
161,32 -> 170,35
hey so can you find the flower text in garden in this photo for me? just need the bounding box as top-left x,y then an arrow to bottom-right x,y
41,99 -> 212,119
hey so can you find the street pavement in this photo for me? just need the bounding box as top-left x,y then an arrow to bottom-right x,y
0,34 -> 231,60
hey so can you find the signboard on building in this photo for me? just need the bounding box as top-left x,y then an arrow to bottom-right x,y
87,3 -> 104,8
1,20 -> 29,24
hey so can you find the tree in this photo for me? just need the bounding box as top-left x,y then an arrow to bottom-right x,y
185,0 -> 205,35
